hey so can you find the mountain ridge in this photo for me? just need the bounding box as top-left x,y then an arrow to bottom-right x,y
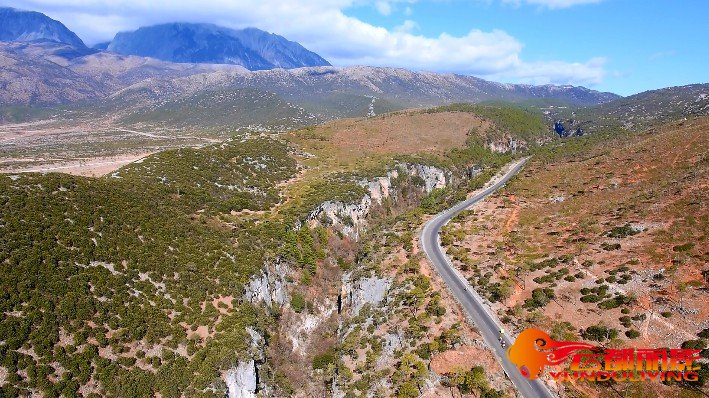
0,42 -> 620,119
106,22 -> 331,70
0,7 -> 86,48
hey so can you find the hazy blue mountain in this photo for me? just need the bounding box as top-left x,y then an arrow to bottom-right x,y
0,7 -> 86,48
92,41 -> 110,50
106,23 -> 330,70
228,27 -> 332,69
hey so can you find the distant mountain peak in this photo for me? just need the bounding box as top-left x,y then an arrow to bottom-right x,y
0,7 -> 86,48
105,22 -> 330,70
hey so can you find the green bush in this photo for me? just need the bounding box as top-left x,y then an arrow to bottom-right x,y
681,340 -> 707,350
672,242 -> 694,252
291,293 -> 306,313
580,295 -> 601,303
524,288 -> 555,309
606,224 -> 640,238
312,348 -> 336,370
601,242 -> 621,251
582,325 -> 619,342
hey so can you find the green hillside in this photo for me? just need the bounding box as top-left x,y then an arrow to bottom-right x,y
0,137 -> 298,397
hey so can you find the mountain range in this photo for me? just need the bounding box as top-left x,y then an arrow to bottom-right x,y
0,6 -> 86,48
0,7 -> 330,71
106,23 -> 331,70
0,39 -> 622,129
11,5 -> 696,131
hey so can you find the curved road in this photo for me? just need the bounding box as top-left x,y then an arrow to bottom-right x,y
420,158 -> 554,398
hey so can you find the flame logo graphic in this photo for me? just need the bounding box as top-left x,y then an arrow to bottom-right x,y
506,328 -> 598,380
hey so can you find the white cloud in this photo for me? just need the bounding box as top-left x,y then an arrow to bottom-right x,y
493,57 -> 607,85
501,0 -> 604,9
374,1 -> 393,15
394,20 -> 418,34
9,0 -> 607,86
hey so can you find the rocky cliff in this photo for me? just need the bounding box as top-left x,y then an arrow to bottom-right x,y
235,161 -> 456,395
308,163 -> 451,239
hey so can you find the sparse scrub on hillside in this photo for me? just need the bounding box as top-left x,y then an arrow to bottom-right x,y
606,223 -> 641,238
582,324 -> 619,342
0,137 -> 300,396
422,103 -> 550,143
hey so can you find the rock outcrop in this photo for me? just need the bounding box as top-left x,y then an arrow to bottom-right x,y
342,274 -> 392,315
486,135 -> 524,153
287,298 -> 338,355
309,163 -> 451,239
244,259 -> 289,307
224,360 -> 257,398
406,164 -> 448,192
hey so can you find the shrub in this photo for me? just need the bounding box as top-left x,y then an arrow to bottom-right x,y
291,293 -> 306,313
397,381 -> 419,398
619,316 -> 632,328
580,295 -> 601,303
672,243 -> 694,252
660,311 -> 673,318
598,299 -> 620,309
606,224 -> 640,238
681,340 -> 707,350
582,325 -> 618,342
601,242 -> 621,251
524,288 -> 554,309
625,330 -> 641,339
312,348 -> 336,370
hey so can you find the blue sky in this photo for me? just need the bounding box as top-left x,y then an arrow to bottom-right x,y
9,0 -> 708,95
344,0 -> 709,95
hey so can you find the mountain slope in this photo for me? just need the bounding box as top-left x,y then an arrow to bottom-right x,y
106,23 -> 330,70
228,27 -> 331,69
550,83 -> 709,133
0,7 -> 86,48
0,42 -> 618,121
105,66 -> 619,123
0,41 -> 236,106
588,83 -> 709,128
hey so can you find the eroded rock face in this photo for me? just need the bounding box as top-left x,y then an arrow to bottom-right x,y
309,163 -> 450,239
406,164 -> 448,192
244,259 -> 289,307
383,331 -> 404,355
224,360 -> 256,398
486,136 -> 524,153
286,298 -> 338,355
312,196 -> 372,240
342,274 -> 392,315
367,170 -> 399,204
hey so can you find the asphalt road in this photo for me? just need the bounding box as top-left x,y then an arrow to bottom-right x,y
420,158 -> 554,398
